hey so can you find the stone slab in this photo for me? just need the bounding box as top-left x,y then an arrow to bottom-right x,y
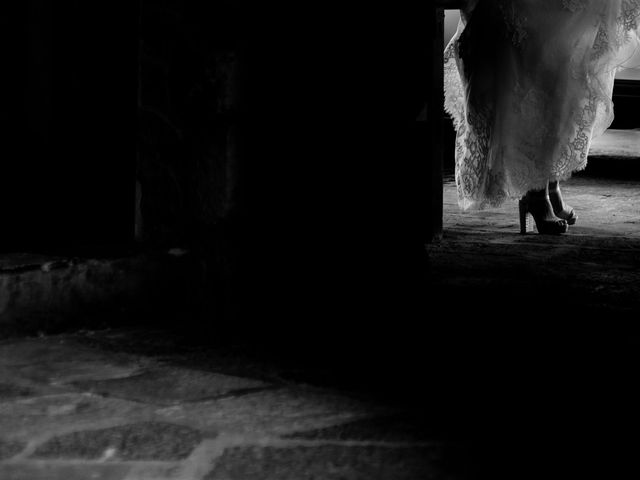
284,414 -> 438,443
153,387 -> 387,436
0,338 -> 135,369
0,464 -> 131,480
71,367 -> 269,406
0,393 -> 154,441
0,393 -> 119,418
204,445 -> 445,480
31,421 -> 205,461
0,438 -> 26,460
0,383 -> 37,401
14,360 -> 144,386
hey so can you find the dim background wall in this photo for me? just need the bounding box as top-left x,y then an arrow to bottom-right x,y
3,2 -> 444,361
138,2 -> 441,353
1,1 -> 137,252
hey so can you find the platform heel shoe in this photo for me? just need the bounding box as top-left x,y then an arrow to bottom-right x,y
519,196 -> 568,235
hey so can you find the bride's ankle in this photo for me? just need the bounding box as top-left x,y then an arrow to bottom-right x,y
547,183 -> 577,224
548,183 -> 570,210
523,190 -> 558,219
523,189 -> 547,203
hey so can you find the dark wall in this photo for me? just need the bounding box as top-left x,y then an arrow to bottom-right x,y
9,2 -> 441,355
240,7 -> 435,266
1,1 -> 137,251
138,2 -> 438,243
137,2 -> 440,338
239,4 -> 439,351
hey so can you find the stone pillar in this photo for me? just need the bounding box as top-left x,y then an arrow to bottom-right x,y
427,7 -> 445,243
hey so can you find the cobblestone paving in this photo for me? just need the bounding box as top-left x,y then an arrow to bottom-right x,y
0,330 -> 466,480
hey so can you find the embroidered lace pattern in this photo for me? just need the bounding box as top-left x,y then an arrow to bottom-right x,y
444,0 -> 640,210
499,3 -> 529,48
562,0 -> 588,13
620,1 -> 640,31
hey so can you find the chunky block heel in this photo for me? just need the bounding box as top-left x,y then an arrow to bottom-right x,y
519,199 -> 531,234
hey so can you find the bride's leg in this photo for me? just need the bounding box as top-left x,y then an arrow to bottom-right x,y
548,181 -> 578,225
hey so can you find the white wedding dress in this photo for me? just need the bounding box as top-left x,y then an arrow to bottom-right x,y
444,0 -> 640,210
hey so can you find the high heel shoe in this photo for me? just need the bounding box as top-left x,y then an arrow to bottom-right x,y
519,196 -> 568,235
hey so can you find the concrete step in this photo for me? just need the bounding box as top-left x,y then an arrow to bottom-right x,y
590,128 -> 640,159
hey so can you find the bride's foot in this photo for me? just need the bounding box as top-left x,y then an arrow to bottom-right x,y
519,190 -> 568,235
548,181 -> 578,225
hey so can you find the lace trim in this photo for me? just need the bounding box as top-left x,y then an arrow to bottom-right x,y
499,2 -> 528,48
621,1 -> 640,32
616,1 -> 640,51
562,0 -> 588,13
554,94 -> 602,179
592,24 -> 611,61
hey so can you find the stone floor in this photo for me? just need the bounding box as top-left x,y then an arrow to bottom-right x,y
421,154 -> 640,480
1,324 -> 637,480
1,131 -> 639,480
431,154 -> 640,322
0,329 -> 469,480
